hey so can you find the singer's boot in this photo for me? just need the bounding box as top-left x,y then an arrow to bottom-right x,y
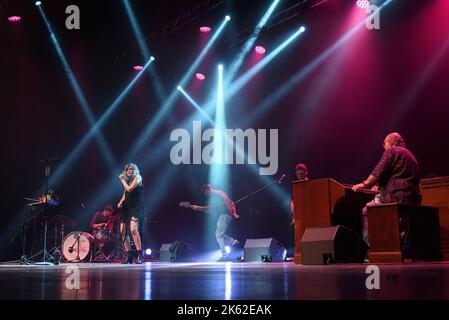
122,250 -> 133,264
134,250 -> 143,264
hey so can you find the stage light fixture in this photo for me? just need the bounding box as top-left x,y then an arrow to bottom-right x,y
145,248 -> 152,256
357,0 -> 370,9
200,26 -> 211,33
35,1 -> 42,6
196,73 -> 206,80
224,246 -> 231,254
8,16 -> 22,22
255,45 -> 266,55
150,56 -> 155,61
225,15 -> 231,21
133,65 -> 144,71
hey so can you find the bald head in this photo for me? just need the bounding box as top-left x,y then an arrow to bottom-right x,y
384,132 -> 405,149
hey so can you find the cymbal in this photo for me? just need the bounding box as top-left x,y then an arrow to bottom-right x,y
48,215 -> 77,227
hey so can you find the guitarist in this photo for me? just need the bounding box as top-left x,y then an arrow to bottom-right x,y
184,184 -> 240,256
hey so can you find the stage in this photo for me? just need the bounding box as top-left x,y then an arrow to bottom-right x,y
1,261 -> 449,300
2,0 -> 449,307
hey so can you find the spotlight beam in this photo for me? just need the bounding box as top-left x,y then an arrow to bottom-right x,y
37,5 -> 116,170
226,26 -> 306,101
178,86 -> 215,125
129,17 -> 302,169
87,22 -> 305,215
88,80 -> 290,223
123,0 -> 167,102
384,33 -> 449,130
49,58 -> 154,187
108,25 -> 307,207
243,0 -> 394,126
137,25 -> 307,168
209,63 -> 229,193
127,16 -> 231,160
225,0 -> 281,86
2,47 -> 153,250
156,23 -> 303,154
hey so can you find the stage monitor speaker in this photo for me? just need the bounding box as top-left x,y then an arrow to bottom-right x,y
300,225 -> 368,265
159,241 -> 191,262
244,238 -> 287,262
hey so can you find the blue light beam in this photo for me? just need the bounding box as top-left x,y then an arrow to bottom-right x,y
37,5 -> 116,170
177,86 -> 215,125
127,16 -> 231,160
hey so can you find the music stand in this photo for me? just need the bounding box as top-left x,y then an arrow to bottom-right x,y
2,160 -> 60,266
33,159 -> 59,265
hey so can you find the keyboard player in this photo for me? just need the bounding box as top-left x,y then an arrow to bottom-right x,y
352,132 -> 421,249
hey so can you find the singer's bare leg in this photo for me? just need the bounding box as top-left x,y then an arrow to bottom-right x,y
120,222 -> 131,252
130,217 -> 142,251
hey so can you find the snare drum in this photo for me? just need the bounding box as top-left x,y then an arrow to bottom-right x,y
93,227 -> 111,243
62,231 -> 94,262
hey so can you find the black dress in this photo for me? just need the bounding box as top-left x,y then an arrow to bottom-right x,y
121,178 -> 144,223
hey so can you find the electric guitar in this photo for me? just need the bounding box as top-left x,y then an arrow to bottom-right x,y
179,201 -> 240,219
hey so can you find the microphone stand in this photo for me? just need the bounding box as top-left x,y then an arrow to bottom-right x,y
67,232 -> 82,262
35,160 -> 58,265
234,174 -> 285,205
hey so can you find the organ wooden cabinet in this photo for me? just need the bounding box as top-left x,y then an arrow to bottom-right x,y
292,178 -> 375,264
420,176 -> 449,260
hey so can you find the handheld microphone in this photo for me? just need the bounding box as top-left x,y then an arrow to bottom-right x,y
278,174 -> 286,183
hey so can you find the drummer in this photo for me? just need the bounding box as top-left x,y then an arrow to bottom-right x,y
90,205 -> 115,232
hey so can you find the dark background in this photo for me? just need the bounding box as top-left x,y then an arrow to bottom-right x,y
1,0 -> 448,260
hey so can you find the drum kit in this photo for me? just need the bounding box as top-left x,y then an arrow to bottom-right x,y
61,214 -> 125,263
23,197 -> 124,263
15,159 -> 124,264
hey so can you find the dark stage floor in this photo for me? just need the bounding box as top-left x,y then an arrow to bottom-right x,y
1,261 -> 449,300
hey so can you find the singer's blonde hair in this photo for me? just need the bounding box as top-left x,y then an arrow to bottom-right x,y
122,163 -> 140,178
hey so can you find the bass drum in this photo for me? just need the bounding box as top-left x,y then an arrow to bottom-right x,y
62,231 -> 94,262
